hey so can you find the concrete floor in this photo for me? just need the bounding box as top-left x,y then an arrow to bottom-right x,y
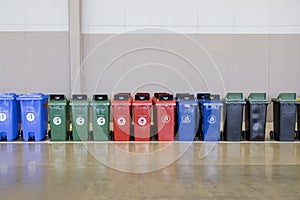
1,142 -> 300,200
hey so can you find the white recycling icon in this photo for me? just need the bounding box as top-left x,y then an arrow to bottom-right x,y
53,116 -> 62,126
0,113 -> 7,122
97,117 -> 106,126
76,116 -> 85,126
208,115 -> 216,124
138,117 -> 147,126
162,114 -> 170,124
117,117 -> 126,126
182,114 -> 191,124
26,113 -> 35,122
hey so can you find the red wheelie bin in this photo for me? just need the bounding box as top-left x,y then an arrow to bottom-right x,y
153,93 -> 176,141
132,93 -> 152,141
111,93 -> 132,141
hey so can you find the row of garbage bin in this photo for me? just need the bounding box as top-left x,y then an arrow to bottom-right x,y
0,92 -> 299,142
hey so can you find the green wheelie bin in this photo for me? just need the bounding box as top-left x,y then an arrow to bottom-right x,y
49,94 -> 69,141
91,94 -> 111,141
70,94 -> 90,141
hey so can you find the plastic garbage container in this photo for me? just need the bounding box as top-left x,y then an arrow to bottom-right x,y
270,93 -> 297,141
201,95 -> 223,141
176,93 -> 198,141
91,94 -> 110,141
153,93 -> 176,141
297,98 -> 300,140
49,94 -> 69,141
223,93 -> 246,141
111,93 -> 132,141
132,93 -> 152,141
197,93 -> 211,140
17,93 -> 48,142
70,95 -> 89,141
245,93 -> 269,141
0,93 -> 20,141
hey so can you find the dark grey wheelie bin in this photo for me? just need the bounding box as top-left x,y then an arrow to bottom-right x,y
223,93 -> 246,141
270,93 -> 298,141
245,93 -> 269,141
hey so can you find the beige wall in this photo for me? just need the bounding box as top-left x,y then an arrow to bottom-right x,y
1,32 -> 299,99
82,34 -> 300,97
0,32 -> 70,95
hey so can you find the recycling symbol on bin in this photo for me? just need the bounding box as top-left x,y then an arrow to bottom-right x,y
138,117 -> 147,126
76,117 -> 85,126
162,114 -> 170,124
208,115 -> 216,124
26,113 -> 35,122
53,116 -> 62,126
97,117 -> 106,126
182,114 -> 191,124
0,113 -> 7,122
117,117 -> 126,126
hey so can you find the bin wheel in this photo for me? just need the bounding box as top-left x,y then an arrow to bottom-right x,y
270,131 -> 274,140
48,130 -> 51,138
19,130 -> 23,140
220,131 -> 223,141
69,131 -> 73,140
241,131 -> 245,141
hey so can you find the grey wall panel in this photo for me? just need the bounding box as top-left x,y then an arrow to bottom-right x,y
0,32 -> 70,95
82,34 -> 300,98
0,33 -> 26,93
269,35 -> 300,97
1,32 -> 299,104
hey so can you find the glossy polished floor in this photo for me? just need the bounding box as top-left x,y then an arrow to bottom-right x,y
1,141 -> 300,200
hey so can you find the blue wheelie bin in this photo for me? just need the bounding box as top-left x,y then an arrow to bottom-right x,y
0,93 -> 20,141
201,95 -> 223,141
17,93 -> 49,142
197,93 -> 211,140
176,93 -> 198,141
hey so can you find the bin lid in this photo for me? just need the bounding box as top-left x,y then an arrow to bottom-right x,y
133,93 -> 152,106
175,93 -> 190,99
135,93 -> 150,101
0,93 -> 17,100
70,94 -> 89,105
72,94 -> 87,101
114,93 -> 131,101
246,93 -> 269,103
154,94 -> 176,106
197,93 -> 211,100
204,94 -> 221,101
177,94 -> 195,100
49,94 -> 67,106
17,93 -> 47,100
91,94 -> 110,106
272,93 -> 297,102
93,94 -> 108,101
50,94 -> 66,101
176,94 -> 198,105
158,94 -> 173,101
225,93 -> 245,103
154,92 -> 169,99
